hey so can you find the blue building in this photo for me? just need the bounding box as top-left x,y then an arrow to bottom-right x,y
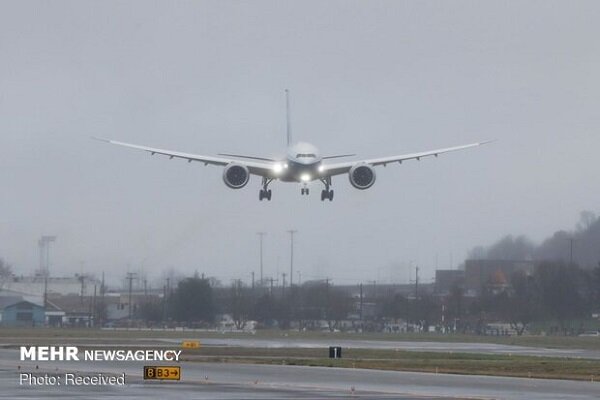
0,297 -> 45,327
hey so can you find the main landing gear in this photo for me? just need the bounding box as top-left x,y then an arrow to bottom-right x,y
301,187 -> 310,195
259,177 -> 273,201
320,177 -> 334,201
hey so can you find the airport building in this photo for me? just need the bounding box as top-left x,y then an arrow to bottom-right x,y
3,274 -> 100,297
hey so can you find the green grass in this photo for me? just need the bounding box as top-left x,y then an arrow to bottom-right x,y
180,347 -> 600,382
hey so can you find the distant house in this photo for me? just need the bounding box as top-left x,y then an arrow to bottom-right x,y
0,297 -> 45,327
43,301 -> 66,327
47,295 -> 94,327
45,292 -> 161,327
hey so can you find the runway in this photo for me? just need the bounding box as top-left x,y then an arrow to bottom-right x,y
0,349 -> 598,399
161,337 -> 600,360
6,335 -> 600,359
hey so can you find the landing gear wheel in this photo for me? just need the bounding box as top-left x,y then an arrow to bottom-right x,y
321,189 -> 334,201
320,177 -> 333,201
259,178 -> 274,201
259,189 -> 272,201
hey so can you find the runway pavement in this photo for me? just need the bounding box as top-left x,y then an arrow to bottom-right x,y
3,335 -> 600,359
0,349 -> 598,399
161,337 -> 600,359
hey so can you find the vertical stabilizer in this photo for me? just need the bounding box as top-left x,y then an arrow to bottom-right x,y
285,89 -> 292,146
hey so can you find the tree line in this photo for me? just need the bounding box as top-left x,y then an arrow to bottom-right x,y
136,261 -> 600,335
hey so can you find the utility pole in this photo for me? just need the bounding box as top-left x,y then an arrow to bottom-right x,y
43,277 -> 48,309
78,274 -> 85,304
415,266 -> 420,300
413,266 -> 420,330
99,271 -> 105,326
163,283 -> 168,321
126,272 -> 136,321
325,278 -> 330,318
287,230 -> 297,287
369,280 -> 377,300
359,283 -> 363,321
282,273 -> 286,296
38,235 -> 56,276
257,232 -> 266,285
92,284 -> 97,328
251,271 -> 255,290
38,235 -> 56,307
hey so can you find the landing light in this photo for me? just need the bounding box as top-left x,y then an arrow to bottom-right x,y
300,173 -> 311,182
318,165 -> 325,173
273,163 -> 283,173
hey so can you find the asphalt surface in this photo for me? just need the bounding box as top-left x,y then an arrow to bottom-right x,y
161,337 -> 600,360
3,335 -> 600,359
0,349 -> 598,399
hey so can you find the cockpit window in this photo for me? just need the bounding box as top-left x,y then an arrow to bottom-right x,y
296,153 -> 316,158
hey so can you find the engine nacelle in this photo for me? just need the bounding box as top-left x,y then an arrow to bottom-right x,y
348,163 -> 376,190
223,163 -> 250,189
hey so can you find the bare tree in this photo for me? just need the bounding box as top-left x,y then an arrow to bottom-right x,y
0,258 -> 13,290
230,280 -> 251,330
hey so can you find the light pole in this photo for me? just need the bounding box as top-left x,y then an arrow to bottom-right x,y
126,272 -> 137,321
287,230 -> 297,287
38,235 -> 56,308
38,235 -> 56,276
257,232 -> 266,285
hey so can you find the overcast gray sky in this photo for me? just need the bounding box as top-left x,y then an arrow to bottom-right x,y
1,1 -> 599,288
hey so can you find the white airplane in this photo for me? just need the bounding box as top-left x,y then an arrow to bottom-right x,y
96,91 -> 490,201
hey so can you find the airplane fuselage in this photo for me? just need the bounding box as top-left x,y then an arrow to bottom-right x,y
275,142 -> 324,183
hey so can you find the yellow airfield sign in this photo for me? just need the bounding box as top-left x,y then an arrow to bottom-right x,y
143,366 -> 181,381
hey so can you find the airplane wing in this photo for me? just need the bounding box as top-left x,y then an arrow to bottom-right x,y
321,141 -> 491,176
93,138 -> 277,177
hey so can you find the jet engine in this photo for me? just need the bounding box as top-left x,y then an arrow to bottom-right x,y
223,163 -> 250,189
348,163 -> 376,190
